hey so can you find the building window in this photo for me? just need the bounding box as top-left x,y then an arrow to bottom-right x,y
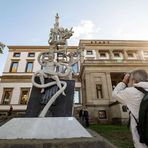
28,53 -> 35,57
114,53 -> 120,58
74,89 -> 80,104
143,51 -> 148,56
20,88 -> 30,105
57,53 -> 63,57
72,62 -> 79,73
86,50 -> 93,55
10,62 -> 18,72
122,105 -> 128,112
96,84 -> 103,99
25,62 -> 33,73
98,110 -> 107,119
2,88 -> 13,105
13,53 -> 20,57
128,53 -> 134,58
57,53 -> 64,62
100,52 -> 106,58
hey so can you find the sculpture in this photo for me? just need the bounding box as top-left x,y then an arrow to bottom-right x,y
48,13 -> 74,52
31,14 -> 80,117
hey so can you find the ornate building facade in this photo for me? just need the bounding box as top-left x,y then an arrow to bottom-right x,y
1,39 -> 148,123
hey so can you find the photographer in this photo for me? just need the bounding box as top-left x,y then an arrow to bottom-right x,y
112,69 -> 148,148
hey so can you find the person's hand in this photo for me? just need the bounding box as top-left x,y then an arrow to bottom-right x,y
122,73 -> 130,85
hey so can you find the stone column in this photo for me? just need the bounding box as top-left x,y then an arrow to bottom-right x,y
109,49 -> 114,59
137,50 -> 144,60
106,72 -> 113,101
123,50 -> 128,60
85,73 -> 91,104
96,50 -> 100,59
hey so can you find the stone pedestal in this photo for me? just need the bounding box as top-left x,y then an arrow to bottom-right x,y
0,117 -> 91,139
0,117 -> 116,148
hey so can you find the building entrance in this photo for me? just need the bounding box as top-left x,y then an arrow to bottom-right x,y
110,72 -> 125,89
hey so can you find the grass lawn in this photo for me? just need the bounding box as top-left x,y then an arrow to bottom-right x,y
89,124 -> 134,148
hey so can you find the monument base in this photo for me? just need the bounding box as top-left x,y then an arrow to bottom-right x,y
0,117 -> 91,139
0,117 -> 116,148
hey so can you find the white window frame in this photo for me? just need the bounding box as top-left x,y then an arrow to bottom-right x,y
84,50 -> 96,59
99,52 -> 109,59
113,52 -> 123,59
127,52 -> 137,59
74,89 -> 81,104
143,51 -> 148,57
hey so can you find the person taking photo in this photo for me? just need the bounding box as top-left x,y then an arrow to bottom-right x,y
112,69 -> 148,148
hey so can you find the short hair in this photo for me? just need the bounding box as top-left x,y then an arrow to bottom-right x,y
130,69 -> 148,83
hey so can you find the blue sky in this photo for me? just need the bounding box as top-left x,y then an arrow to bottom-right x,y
0,0 -> 148,75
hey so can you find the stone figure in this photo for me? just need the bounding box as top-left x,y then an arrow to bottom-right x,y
32,56 -> 71,94
32,51 -> 73,117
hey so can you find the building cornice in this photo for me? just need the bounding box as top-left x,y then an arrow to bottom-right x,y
79,39 -> 148,47
79,59 -> 148,78
1,75 -> 32,82
7,45 -> 78,49
8,46 -> 49,49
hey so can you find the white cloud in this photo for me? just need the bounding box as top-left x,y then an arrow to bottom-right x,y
115,26 -> 148,40
72,20 -> 101,39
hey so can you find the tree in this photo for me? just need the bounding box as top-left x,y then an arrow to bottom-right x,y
0,42 -> 5,54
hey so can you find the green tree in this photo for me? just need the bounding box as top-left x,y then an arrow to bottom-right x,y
0,42 -> 5,54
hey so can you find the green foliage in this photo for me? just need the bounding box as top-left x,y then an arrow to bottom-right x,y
0,50 -> 3,54
0,42 -> 5,54
89,124 -> 134,148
